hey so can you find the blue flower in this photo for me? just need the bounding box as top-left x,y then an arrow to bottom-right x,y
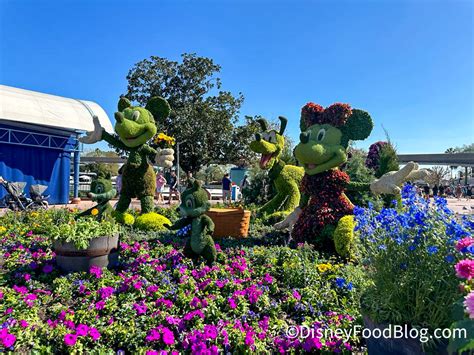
426,246 -> 438,255
346,282 -> 353,291
445,255 -> 455,263
335,278 -> 346,288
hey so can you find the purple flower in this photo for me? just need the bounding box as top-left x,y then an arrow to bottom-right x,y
228,297 -> 237,309
42,264 -> 53,273
89,265 -> 102,278
133,302 -> 148,315
2,333 -> 16,348
76,324 -> 89,336
89,327 -> 101,341
162,327 -> 175,345
64,333 -> 77,347
95,301 -> 105,310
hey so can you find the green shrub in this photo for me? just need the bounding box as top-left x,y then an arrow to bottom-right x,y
134,212 -> 171,231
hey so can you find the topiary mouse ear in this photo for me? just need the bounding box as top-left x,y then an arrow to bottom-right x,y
341,109 -> 374,147
118,97 -> 132,112
146,97 -> 171,122
193,179 -> 203,189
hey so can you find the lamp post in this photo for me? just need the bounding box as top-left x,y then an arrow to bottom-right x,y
176,141 -> 186,192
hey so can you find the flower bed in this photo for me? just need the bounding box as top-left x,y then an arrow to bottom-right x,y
0,211 -> 366,353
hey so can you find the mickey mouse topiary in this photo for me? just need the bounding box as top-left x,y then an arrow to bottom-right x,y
80,97 -> 174,229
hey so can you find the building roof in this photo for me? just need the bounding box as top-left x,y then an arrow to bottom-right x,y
0,85 -> 114,134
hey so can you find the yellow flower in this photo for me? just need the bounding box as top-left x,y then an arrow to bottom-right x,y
30,212 -> 39,218
0,226 -> 6,234
317,263 -> 332,273
91,208 -> 99,216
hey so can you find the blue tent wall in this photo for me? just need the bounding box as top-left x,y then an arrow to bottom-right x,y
0,123 -> 77,204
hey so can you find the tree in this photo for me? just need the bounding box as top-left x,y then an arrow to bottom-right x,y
445,143 -> 474,153
83,149 -> 120,177
425,166 -> 451,186
124,53 -> 256,173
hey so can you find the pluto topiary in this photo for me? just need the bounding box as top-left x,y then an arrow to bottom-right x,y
249,117 -> 304,221
276,102 -> 430,258
168,179 -> 216,265
80,96 -> 174,229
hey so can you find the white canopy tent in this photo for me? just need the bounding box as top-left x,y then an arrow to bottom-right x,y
0,84 -> 113,133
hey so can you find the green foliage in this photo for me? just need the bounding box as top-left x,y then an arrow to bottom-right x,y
343,148 -> 380,208
134,212 -> 171,231
375,143 -> 399,178
242,166 -> 274,206
83,148 -> 120,177
125,53 -> 257,173
154,205 -> 180,223
357,191 -> 464,331
23,209 -> 121,249
333,215 -> 355,259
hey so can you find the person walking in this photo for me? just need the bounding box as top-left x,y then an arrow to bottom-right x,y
167,171 -> 180,205
222,173 -> 232,204
467,185 -> 473,201
155,172 -> 167,205
433,184 -> 439,197
423,184 -> 430,199
455,184 -> 462,200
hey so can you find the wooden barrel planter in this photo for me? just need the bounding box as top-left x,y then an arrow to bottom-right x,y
206,208 -> 251,238
54,234 -> 119,272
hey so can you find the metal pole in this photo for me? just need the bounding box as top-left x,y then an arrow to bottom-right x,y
73,144 -> 80,201
176,142 -> 180,192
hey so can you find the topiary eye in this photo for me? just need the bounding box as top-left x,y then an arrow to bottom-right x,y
268,131 -> 277,143
185,198 -> 194,208
132,111 -> 140,121
316,128 -> 326,142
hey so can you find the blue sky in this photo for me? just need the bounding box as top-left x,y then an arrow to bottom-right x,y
0,0 -> 472,154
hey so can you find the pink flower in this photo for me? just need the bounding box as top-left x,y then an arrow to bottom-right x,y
89,265 -> 102,278
64,333 -> 77,346
76,324 -> 89,336
19,320 -> 29,328
162,327 -> 175,345
2,333 -> 16,348
133,302 -> 148,315
133,281 -> 143,290
456,237 -> 474,252
228,297 -> 237,309
292,290 -> 301,300
263,273 -> 273,284
89,327 -> 101,341
245,332 -> 254,346
465,291 -> 474,319
146,328 -> 161,342
95,301 -> 105,310
455,259 -> 474,279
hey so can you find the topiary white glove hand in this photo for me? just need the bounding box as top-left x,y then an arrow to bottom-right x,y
155,148 -> 174,168
274,207 -> 302,231
79,115 -> 104,144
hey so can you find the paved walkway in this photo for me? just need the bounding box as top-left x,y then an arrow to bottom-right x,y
1,197 -> 472,216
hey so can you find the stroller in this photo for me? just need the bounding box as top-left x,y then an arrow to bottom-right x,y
0,177 -> 49,211
29,184 -> 50,209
